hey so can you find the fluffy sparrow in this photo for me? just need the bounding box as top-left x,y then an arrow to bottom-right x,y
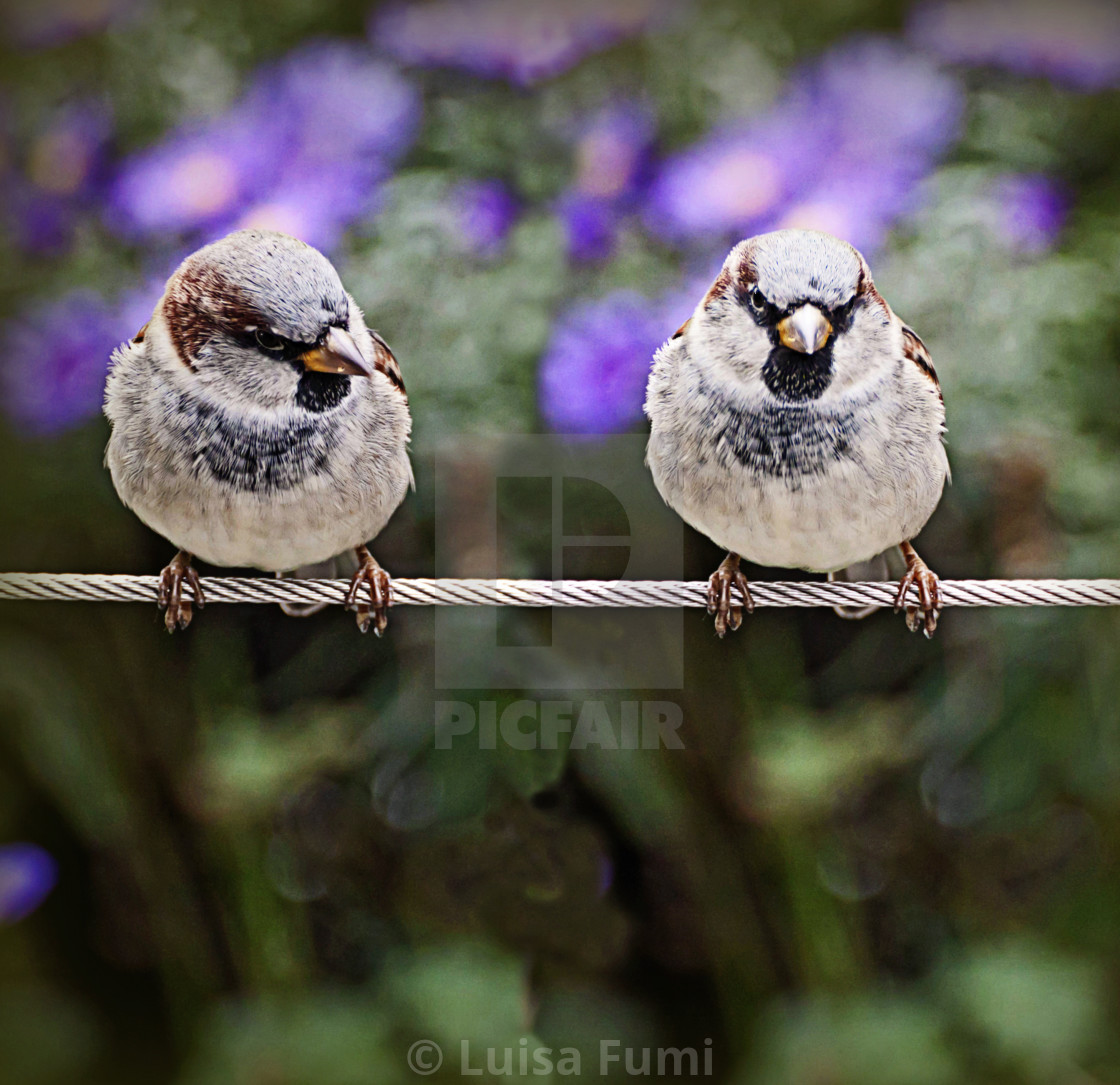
104,229 -> 412,634
645,229 -> 948,637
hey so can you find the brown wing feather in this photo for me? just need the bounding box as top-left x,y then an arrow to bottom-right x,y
369,331 -> 406,396
901,324 -> 942,403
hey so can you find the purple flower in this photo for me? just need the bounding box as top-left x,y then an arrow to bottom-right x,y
264,40 -> 421,169
26,105 -> 111,198
0,845 -> 57,923
108,40 -> 420,250
813,39 -> 963,160
0,285 -> 154,437
232,166 -> 381,254
642,128 -> 789,243
644,37 -> 963,255
107,104 -> 286,238
775,163 -> 932,256
910,0 -> 1120,91
7,183 -> 79,253
5,0 -> 141,49
372,0 -> 675,86
450,179 -> 519,256
539,290 -> 674,433
558,190 -> 621,261
990,173 -> 1069,252
8,105 -> 113,254
559,103 -> 656,262
571,104 -> 654,201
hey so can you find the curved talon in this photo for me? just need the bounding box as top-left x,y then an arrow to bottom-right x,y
345,546 -> 392,636
893,542 -> 941,638
707,553 -> 754,638
157,551 -> 204,633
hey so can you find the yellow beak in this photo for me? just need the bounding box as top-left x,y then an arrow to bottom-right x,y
298,327 -> 374,377
777,305 -> 832,355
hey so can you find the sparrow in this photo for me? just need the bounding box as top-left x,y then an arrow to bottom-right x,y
104,229 -> 412,635
645,229 -> 949,637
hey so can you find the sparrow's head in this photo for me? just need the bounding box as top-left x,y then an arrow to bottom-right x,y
688,229 -> 897,402
150,229 -> 395,413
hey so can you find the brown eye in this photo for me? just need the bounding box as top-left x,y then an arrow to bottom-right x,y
748,287 -> 767,314
255,329 -> 285,355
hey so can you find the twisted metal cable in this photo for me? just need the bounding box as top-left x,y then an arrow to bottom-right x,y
1,573 -> 1119,609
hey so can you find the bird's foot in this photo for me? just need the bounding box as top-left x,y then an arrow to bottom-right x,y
158,551 -> 204,632
893,541 -> 941,638
345,546 -> 392,635
706,553 -> 754,637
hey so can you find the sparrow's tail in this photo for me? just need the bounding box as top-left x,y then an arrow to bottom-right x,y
828,546 -> 903,620
276,550 -> 361,617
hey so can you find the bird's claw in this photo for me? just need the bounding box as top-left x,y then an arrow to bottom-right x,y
707,554 -> 754,638
893,545 -> 941,638
158,551 -> 204,632
345,548 -> 391,636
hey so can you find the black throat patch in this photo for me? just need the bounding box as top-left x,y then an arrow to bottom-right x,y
295,370 -> 352,413
761,342 -> 835,401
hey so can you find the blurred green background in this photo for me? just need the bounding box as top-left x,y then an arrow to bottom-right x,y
3,0 -> 1120,1081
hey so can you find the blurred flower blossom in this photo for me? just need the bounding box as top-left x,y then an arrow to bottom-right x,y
644,37 -> 963,255
372,0 -> 674,86
643,130 -> 788,242
3,0 -> 141,48
1,281 -> 157,436
7,184 -> 78,253
7,105 -> 112,253
539,290 -> 676,433
109,40 -> 420,250
910,0 -> 1120,90
26,106 -> 111,198
777,164 -> 930,257
558,190 -> 620,262
234,169 -> 374,255
559,103 -> 655,261
571,104 -> 654,201
449,178 -> 519,256
109,103 -> 283,238
0,844 -> 57,923
271,40 -> 420,166
990,173 -> 1068,253
1,291 -> 120,436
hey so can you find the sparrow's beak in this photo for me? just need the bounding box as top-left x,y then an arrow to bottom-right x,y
778,305 -> 832,355
299,327 -> 374,377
